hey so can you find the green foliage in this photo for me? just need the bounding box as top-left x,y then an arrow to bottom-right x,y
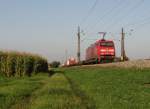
34,56 -> 48,74
0,51 -> 48,77
50,61 -> 60,68
6,53 -> 16,77
1,53 -> 7,75
24,55 -> 34,76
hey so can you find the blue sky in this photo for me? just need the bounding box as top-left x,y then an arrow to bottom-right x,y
0,0 -> 150,62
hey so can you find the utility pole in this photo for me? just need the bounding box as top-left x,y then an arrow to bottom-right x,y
77,26 -> 81,63
65,49 -> 68,63
121,28 -> 126,61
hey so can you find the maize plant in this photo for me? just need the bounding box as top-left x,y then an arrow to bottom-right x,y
0,51 -> 48,77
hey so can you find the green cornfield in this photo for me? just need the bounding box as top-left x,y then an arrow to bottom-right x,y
0,51 -> 48,77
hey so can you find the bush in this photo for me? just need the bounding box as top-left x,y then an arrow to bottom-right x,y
24,55 -> 34,77
50,61 -> 60,68
0,51 -> 48,77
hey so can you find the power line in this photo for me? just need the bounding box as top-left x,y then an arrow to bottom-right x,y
80,0 -> 100,26
131,19 -> 150,30
104,0 -> 145,31
125,16 -> 150,28
81,0 -> 124,42
81,32 -> 98,42
86,0 -> 124,31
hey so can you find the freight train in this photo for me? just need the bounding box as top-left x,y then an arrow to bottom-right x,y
83,38 -> 115,64
63,36 -> 116,66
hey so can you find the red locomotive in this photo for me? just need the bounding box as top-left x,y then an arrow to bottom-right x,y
85,38 -> 115,64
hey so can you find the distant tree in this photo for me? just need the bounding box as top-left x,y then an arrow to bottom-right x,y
50,61 -> 60,68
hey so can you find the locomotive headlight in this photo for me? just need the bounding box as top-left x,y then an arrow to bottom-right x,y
100,49 -> 106,52
109,49 -> 114,52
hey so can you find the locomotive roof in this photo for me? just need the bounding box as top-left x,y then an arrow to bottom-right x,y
95,39 -> 114,43
87,39 -> 114,48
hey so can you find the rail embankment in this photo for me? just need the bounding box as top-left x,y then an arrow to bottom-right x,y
83,60 -> 150,69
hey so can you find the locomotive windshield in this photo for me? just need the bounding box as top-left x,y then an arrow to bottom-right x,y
100,42 -> 114,47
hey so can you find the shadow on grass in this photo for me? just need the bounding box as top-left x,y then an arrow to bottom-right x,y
48,70 -> 63,77
48,88 -> 73,95
144,82 -> 150,87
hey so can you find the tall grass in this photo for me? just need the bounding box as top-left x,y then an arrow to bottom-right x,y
0,51 -> 48,77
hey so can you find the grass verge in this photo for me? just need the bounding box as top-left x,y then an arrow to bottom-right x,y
1,66 -> 150,109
